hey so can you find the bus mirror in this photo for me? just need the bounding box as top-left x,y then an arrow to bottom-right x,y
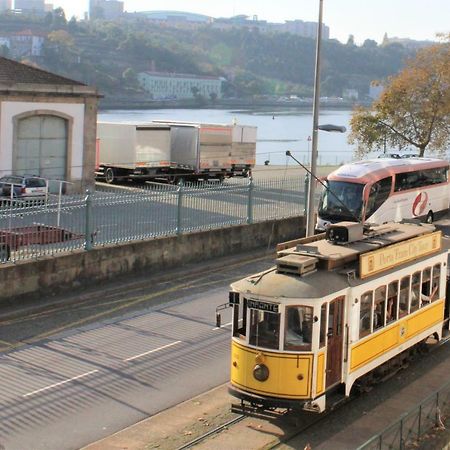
216,313 -> 221,328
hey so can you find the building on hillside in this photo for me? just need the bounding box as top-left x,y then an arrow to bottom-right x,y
369,83 -> 384,100
213,15 -> 330,39
283,20 -> 330,40
343,88 -> 359,101
89,0 -> 123,20
0,56 -> 101,192
137,71 -> 223,100
0,30 -> 47,57
0,0 -> 12,12
14,0 -> 45,14
132,10 -> 212,24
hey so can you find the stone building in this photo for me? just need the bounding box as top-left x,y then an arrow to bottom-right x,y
137,71 -> 223,100
0,56 -> 100,192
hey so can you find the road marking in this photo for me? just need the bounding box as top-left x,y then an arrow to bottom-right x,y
124,340 -> 182,362
23,369 -> 99,398
1,254 -> 272,351
0,339 -> 13,346
212,321 -> 232,331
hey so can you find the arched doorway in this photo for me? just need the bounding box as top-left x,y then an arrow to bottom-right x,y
15,115 -> 68,182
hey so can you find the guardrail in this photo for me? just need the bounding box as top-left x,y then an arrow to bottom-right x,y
357,379 -> 450,450
0,176 -> 310,263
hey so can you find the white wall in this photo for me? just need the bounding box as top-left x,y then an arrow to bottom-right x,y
0,101 -> 85,179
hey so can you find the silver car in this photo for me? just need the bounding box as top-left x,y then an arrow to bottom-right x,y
0,175 -> 48,198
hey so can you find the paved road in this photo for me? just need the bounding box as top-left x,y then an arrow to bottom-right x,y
0,251 -> 275,450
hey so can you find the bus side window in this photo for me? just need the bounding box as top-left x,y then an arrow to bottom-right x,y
432,264 -> 441,301
411,272 -> 421,312
387,280 -> 399,323
374,285 -> 386,330
359,291 -> 373,338
399,276 -> 410,317
365,177 -> 392,218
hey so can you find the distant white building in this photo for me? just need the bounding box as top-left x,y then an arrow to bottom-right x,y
369,83 -> 384,100
343,88 -> 359,101
0,0 -> 12,12
137,71 -> 223,100
14,0 -> 45,13
0,30 -> 46,57
89,0 -> 124,20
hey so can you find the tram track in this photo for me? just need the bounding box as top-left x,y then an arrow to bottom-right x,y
175,332 -> 450,450
176,414 -> 246,450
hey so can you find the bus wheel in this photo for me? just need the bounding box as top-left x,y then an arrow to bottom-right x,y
426,211 -> 434,224
104,167 -> 116,184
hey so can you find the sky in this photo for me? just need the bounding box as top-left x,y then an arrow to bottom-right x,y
50,0 -> 449,45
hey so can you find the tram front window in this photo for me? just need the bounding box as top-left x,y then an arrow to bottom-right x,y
284,306 -> 313,351
249,310 -> 280,350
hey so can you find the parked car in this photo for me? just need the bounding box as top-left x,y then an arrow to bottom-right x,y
0,175 -> 48,198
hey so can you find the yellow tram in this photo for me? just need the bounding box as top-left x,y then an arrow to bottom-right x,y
224,222 -> 450,412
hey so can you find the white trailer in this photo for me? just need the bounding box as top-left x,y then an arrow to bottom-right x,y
154,120 -> 256,179
96,121 -> 256,183
96,122 -> 194,183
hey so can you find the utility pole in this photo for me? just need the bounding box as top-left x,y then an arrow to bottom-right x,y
306,0 -> 324,237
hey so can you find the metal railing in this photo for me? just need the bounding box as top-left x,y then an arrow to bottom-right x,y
0,176 -> 310,263
358,379 -> 450,450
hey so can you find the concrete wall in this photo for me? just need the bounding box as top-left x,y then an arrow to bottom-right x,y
0,216 -> 305,303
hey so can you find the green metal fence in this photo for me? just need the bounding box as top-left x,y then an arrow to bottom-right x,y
0,176 -> 309,264
357,378 -> 450,450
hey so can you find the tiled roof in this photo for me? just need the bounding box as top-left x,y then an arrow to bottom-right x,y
0,56 -> 86,86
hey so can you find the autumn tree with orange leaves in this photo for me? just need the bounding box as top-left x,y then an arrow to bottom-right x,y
349,37 -> 450,157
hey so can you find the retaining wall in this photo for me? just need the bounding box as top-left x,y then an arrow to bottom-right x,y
0,216 -> 305,302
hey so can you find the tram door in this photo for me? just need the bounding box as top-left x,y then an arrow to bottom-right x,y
326,296 -> 345,388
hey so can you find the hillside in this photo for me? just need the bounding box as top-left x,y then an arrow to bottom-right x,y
0,11 -> 417,105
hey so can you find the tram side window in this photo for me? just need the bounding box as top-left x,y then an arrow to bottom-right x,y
319,303 -> 327,349
410,271 -> 421,312
285,306 -> 313,351
249,310 -> 280,350
399,276 -> 410,317
232,297 -> 247,338
432,264 -> 441,301
359,291 -> 373,338
374,285 -> 386,330
387,281 -> 399,323
421,268 -> 432,306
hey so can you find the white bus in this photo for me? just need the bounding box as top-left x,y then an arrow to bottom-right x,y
317,157 -> 449,231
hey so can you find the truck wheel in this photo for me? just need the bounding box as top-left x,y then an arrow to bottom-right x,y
105,168 -> 116,184
0,244 -> 10,262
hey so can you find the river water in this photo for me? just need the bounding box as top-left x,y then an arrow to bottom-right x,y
99,107 -> 358,166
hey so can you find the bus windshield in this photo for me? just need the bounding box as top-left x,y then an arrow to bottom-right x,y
318,181 -> 364,221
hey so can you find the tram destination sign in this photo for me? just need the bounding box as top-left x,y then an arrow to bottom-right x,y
247,299 -> 279,313
360,231 -> 441,279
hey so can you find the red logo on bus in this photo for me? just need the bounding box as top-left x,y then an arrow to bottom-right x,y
412,192 -> 428,216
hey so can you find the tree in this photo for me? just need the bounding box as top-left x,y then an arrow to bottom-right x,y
349,40 -> 450,158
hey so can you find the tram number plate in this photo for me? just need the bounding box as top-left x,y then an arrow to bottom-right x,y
247,299 -> 279,313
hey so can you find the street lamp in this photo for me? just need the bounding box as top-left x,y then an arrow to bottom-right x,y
305,0 -> 347,237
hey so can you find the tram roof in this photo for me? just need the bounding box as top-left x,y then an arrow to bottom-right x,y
328,157 -> 448,183
231,223 -> 448,300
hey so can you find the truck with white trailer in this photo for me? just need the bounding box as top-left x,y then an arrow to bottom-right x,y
95,121 -> 256,184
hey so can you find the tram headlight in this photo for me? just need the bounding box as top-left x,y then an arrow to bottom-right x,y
253,364 -> 269,382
